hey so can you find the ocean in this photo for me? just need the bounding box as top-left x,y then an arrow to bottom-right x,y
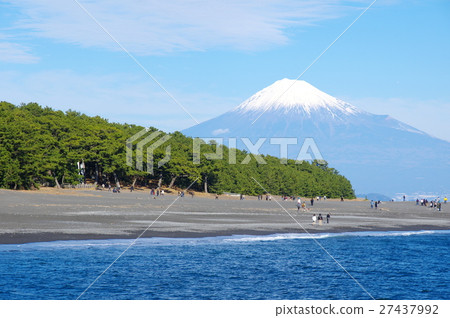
1,230 -> 449,300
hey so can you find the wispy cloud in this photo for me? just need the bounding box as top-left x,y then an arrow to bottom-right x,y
0,41 -> 39,63
7,0 -> 364,54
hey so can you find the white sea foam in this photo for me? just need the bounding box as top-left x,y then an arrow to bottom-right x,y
223,230 -> 446,243
1,230 -> 449,251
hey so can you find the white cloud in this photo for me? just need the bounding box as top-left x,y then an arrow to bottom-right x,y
7,0 -> 362,54
344,96 -> 450,142
212,128 -> 230,136
0,41 -> 39,63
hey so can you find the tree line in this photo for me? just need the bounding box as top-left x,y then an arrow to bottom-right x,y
0,102 -> 355,198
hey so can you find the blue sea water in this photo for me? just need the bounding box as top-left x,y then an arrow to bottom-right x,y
0,230 -> 449,300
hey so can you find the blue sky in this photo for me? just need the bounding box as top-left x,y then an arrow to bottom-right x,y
1,0 -> 449,141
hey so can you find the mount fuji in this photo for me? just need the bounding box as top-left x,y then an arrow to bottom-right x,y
182,79 -> 450,197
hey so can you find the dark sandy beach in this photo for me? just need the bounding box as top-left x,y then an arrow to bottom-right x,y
0,188 -> 449,244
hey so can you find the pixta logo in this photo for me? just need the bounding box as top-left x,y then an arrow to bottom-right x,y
127,130 -> 324,172
193,137 -> 324,164
126,129 -> 172,174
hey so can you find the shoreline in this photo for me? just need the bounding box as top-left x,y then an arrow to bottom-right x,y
2,225 -> 450,245
1,188 -> 449,245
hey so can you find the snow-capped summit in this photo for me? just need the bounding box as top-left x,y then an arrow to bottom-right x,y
182,79 -> 449,196
235,78 -> 361,116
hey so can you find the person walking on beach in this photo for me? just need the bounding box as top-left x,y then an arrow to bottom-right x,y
370,200 -> 374,208
318,214 -> 323,226
374,201 -> 378,210
326,213 -> 330,224
312,214 -> 317,225
444,197 -> 447,204
297,199 -> 302,212
310,198 -> 314,206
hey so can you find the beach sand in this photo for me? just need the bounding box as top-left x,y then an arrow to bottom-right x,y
0,188 -> 449,244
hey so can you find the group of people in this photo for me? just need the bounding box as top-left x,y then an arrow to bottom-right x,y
416,197 -> 445,211
295,197 -> 327,211
257,194 -> 272,201
282,195 -> 328,202
291,197 -> 334,225
150,188 -> 164,197
296,198 -> 307,211
98,183 -> 121,193
370,200 -> 382,209
312,213 -> 330,225
111,187 -> 120,193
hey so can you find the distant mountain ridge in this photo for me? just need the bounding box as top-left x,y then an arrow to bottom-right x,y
182,79 -> 450,196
